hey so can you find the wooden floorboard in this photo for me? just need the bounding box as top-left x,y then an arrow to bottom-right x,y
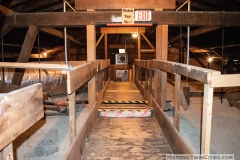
81,117 -> 173,159
103,82 -> 144,101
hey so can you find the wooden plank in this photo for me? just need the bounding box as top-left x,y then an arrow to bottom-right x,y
211,74 -> 240,87
101,27 -> 145,34
0,143 -> 13,160
153,60 -> 221,84
0,62 -> 71,70
67,61 -> 97,94
81,117 -> 172,159
152,98 -> 194,154
140,33 -> 156,51
174,74 -> 181,131
4,12 -> 240,27
69,91 -> 76,143
0,5 -> 14,36
11,25 -> 38,86
156,25 -> 168,60
40,27 -> 85,46
75,0 -> 175,10
201,84 -> 214,155
0,83 -> 44,150
109,44 -> 134,49
96,33 -> 104,47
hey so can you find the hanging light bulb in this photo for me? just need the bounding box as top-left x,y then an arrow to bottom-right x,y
43,51 -> 47,57
208,57 -> 213,62
132,33 -> 138,38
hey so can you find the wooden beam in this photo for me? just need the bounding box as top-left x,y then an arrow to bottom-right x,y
201,84 -> 214,155
140,33 -> 156,51
96,33 -> 104,47
0,5 -> 14,36
87,24 -> 97,109
153,60 -> 221,84
0,62 -> 71,70
174,74 -> 181,131
5,12 -> 240,27
169,26 -> 220,43
109,44 -> 134,49
211,74 -> 240,87
87,25 -> 96,62
0,83 -> 44,150
138,31 -> 141,59
156,25 -> 168,60
11,25 -> 38,86
101,27 -> 145,34
104,34 -> 107,59
67,61 -> 97,94
75,0 -> 175,10
40,27 -> 85,46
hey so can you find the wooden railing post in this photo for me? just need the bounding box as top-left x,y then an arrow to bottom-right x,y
69,91 -> 76,143
174,73 -> 181,131
160,71 -> 167,111
201,84 -> 214,155
149,70 -> 153,94
145,68 -> 148,90
154,68 -> 161,107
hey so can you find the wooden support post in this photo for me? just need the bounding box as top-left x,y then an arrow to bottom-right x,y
160,70 -> 167,110
87,25 -> 96,61
135,65 -> 139,81
104,34 -> 108,59
87,25 -> 97,107
0,143 -> 13,160
138,30 -> 141,60
154,68 -> 161,106
145,68 -> 148,90
149,70 -> 153,94
174,73 -> 181,131
69,91 -> 76,143
11,25 -> 38,86
156,25 -> 168,60
201,84 -> 214,155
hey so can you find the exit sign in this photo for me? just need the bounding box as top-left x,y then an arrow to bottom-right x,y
135,10 -> 152,21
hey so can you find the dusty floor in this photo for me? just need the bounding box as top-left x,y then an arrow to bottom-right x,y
81,117 -> 173,160
165,81 -> 240,158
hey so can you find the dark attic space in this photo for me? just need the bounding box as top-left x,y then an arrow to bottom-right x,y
0,0 -> 240,160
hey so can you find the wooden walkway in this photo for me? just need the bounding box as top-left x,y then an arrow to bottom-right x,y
81,118 -> 173,159
99,82 -> 151,111
81,82 -> 172,159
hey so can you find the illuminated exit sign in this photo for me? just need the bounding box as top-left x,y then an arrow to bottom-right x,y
135,10 -> 152,21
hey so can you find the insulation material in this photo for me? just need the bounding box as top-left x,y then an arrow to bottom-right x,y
99,109 -> 151,118
0,68 -> 67,95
